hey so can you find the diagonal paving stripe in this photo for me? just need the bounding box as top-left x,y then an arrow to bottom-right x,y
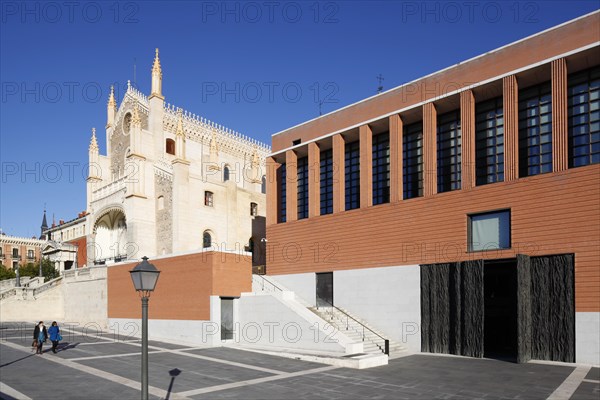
0,382 -> 33,400
547,365 -> 592,400
68,349 -> 168,361
0,340 -> 190,400
177,365 -> 339,397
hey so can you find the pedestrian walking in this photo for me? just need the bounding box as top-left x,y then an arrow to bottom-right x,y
33,321 -> 47,355
48,321 -> 61,353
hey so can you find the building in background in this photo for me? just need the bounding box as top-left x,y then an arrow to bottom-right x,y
0,235 -> 44,271
83,50 -> 269,265
265,12 -> 599,364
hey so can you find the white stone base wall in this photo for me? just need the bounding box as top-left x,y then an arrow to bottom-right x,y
270,265 -> 422,353
237,292 -> 349,354
576,312 -> 600,365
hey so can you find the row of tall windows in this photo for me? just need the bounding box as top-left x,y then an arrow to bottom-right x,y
276,66 -> 599,223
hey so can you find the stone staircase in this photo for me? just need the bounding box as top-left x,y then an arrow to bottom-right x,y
253,274 -> 405,357
308,306 -> 406,356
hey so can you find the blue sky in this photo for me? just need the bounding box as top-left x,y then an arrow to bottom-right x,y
0,0 -> 598,237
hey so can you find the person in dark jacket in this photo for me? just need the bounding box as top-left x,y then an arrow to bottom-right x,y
33,321 -> 48,355
48,321 -> 61,353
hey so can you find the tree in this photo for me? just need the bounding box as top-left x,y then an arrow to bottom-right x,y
0,264 -> 16,281
17,259 -> 59,281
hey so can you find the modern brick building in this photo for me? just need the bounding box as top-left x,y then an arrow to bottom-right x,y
265,12 -> 600,364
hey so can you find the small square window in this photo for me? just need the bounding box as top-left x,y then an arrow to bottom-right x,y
468,210 -> 510,251
204,191 -> 214,207
250,202 -> 258,216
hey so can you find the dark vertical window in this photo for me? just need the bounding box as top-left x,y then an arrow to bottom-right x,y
568,66 -> 600,168
403,121 -> 423,199
476,97 -> 504,185
223,166 -> 230,181
203,231 -> 212,248
437,110 -> 462,192
250,202 -> 258,216
320,149 -> 333,215
204,191 -> 213,207
261,175 -> 266,194
166,139 -> 175,155
278,164 -> 286,223
519,81 -> 552,176
372,131 -> 390,205
345,140 -> 360,210
297,157 -> 309,219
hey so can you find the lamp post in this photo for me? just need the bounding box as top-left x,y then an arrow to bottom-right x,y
129,256 -> 160,400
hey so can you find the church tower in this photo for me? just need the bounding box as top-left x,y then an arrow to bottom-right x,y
40,209 -> 48,240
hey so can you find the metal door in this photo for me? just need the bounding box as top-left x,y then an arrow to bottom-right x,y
316,272 -> 333,307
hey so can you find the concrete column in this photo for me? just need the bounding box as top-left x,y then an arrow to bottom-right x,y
423,103 -> 437,197
552,58 -> 568,172
285,150 -> 298,222
389,114 -> 403,203
308,142 -> 320,218
503,75 -> 519,181
461,90 -> 476,190
359,124 -> 373,208
332,134 -> 345,213
266,157 -> 280,226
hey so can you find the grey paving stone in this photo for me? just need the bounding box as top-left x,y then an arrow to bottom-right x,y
186,347 -> 323,373
571,381 -> 600,400
585,367 -> 599,381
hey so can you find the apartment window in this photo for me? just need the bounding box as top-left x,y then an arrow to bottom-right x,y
27,250 -> 34,259
345,140 -> 360,210
204,191 -> 214,207
403,121 -> 424,199
250,202 -> 258,216
203,231 -> 212,248
468,210 -> 511,251
279,164 -> 287,223
297,157 -> 309,220
223,166 -> 230,182
568,66 -> 600,167
437,110 -> 462,192
372,131 -> 390,205
476,97 -> 505,185
519,81 -> 553,176
320,149 -> 333,215
166,138 -> 175,155
12,248 -> 18,258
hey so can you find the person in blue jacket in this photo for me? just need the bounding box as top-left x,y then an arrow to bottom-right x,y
48,321 -> 61,353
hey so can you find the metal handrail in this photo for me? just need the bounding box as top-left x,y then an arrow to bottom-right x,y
316,298 -> 389,355
253,274 -> 284,292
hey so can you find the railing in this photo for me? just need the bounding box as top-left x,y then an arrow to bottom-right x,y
94,254 -> 128,265
31,276 -> 63,296
0,276 -> 63,300
91,176 -> 128,202
252,274 -> 284,293
316,299 -> 390,355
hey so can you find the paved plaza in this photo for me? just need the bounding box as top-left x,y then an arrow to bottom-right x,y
0,322 -> 598,400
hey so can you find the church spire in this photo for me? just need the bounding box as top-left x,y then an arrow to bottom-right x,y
107,85 -> 116,108
150,48 -> 163,98
40,209 -> 48,240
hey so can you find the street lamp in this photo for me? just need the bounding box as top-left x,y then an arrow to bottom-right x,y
129,256 -> 160,400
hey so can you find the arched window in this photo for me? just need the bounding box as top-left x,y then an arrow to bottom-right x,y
261,175 -> 266,194
166,138 -> 175,155
223,166 -> 230,182
157,196 -> 164,210
203,231 -> 212,248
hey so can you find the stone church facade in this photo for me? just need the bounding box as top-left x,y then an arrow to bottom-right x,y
85,49 -> 269,265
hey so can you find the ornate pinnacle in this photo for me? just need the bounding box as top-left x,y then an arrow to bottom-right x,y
152,48 -> 162,76
176,108 -> 184,137
107,85 -> 116,108
131,101 -> 142,127
89,128 -> 99,153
